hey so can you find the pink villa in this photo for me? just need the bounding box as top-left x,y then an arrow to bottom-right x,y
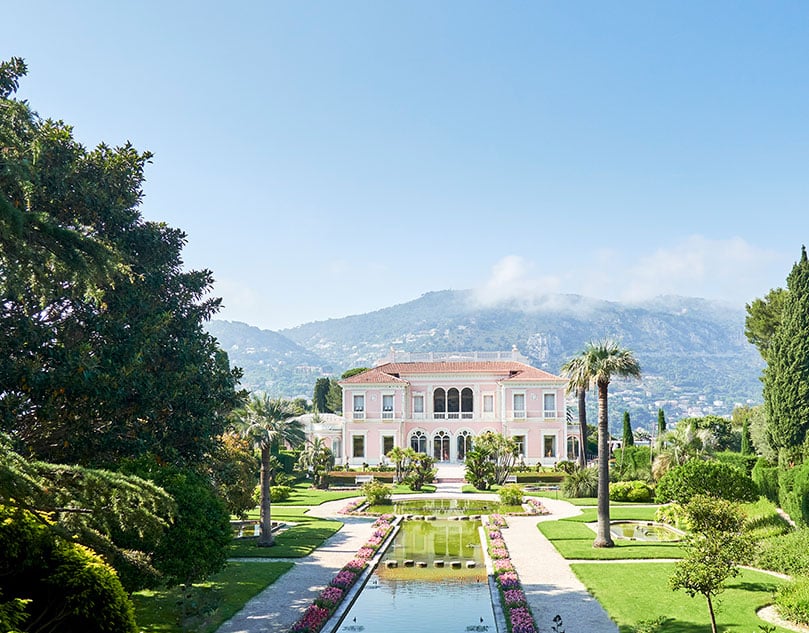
333,350 -> 576,467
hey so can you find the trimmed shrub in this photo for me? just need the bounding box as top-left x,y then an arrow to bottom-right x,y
752,458 -> 779,503
609,480 -> 653,502
271,485 -> 292,502
755,528 -> 809,576
562,466 -> 598,498
362,480 -> 392,505
654,459 -> 758,504
778,460 -> 809,526
714,450 -> 758,475
776,576 -> 809,625
498,484 -> 524,506
655,503 -> 687,529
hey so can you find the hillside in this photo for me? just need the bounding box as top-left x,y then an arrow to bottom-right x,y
208,290 -> 764,431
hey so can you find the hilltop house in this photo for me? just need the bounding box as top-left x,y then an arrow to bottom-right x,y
336,350 -> 575,467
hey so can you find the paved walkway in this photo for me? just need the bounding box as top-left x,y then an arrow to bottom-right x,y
216,494 -> 619,633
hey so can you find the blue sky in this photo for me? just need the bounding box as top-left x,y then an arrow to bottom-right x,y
5,2 -> 809,330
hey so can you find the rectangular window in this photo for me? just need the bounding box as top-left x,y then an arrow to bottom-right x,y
413,395 -> 424,414
382,436 -> 394,456
513,393 -> 525,418
513,435 -> 526,457
353,394 -> 365,419
543,393 -> 556,418
352,435 -> 365,458
332,438 -> 342,458
382,394 -> 394,418
483,394 -> 494,413
544,435 -> 556,459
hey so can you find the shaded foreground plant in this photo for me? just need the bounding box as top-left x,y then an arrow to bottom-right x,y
290,515 -> 395,633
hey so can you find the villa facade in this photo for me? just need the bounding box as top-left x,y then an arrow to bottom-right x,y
336,351 -> 573,468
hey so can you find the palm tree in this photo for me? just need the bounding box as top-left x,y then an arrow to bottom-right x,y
563,340 -> 641,547
561,357 -> 590,469
298,437 -> 334,489
232,394 -> 305,546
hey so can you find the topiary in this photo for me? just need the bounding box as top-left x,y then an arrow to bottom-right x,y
654,458 -> 759,504
751,458 -> 779,503
609,480 -> 653,502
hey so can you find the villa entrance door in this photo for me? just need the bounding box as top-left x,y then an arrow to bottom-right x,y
433,431 -> 450,462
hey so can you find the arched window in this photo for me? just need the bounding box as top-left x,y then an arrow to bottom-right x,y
447,388 -> 460,419
461,388 -> 473,418
433,430 -> 450,461
410,430 -> 427,454
457,430 -> 473,461
433,388 -> 446,419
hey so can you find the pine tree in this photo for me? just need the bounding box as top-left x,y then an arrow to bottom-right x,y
763,246 -> 809,456
740,417 -> 752,455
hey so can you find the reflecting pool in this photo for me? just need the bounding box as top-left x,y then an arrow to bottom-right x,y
338,520 -> 495,633
609,521 -> 682,541
367,497 -> 523,516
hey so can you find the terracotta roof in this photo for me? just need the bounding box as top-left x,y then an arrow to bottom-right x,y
339,361 -> 563,384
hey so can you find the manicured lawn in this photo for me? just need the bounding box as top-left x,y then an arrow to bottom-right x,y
563,506 -> 660,523
230,515 -> 343,558
538,519 -> 684,560
132,561 -> 293,633
571,562 -> 790,633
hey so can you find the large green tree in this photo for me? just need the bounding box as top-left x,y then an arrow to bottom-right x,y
563,340 -> 641,547
231,395 -> 305,546
745,287 -> 787,361
763,247 -> 809,456
0,58 -> 242,468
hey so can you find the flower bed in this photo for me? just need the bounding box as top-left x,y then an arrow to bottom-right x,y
524,498 -> 549,515
338,498 -> 366,515
290,515 -> 395,633
487,523 -> 538,633
489,513 -> 509,528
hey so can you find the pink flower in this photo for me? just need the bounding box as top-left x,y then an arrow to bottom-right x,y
315,586 -> 344,609
291,605 -> 331,633
498,572 -> 520,589
356,547 -> 376,559
503,589 -> 526,606
491,547 -> 509,559
509,607 -> 536,633
330,570 -> 358,589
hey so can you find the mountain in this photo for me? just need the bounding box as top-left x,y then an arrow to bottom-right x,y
207,290 -> 764,431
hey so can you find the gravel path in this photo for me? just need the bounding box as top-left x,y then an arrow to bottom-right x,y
216,501 -> 374,633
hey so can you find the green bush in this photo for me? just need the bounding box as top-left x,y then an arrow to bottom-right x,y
655,503 -> 687,529
654,459 -> 759,504
776,576 -> 809,625
271,485 -> 291,502
755,528 -> 809,576
614,446 -> 652,482
362,480 -> 392,505
562,466 -> 598,498
752,458 -> 780,503
778,461 -> 809,526
498,484 -> 524,506
610,480 -> 654,502
715,450 -> 758,475
0,505 -> 137,633
555,460 -> 577,475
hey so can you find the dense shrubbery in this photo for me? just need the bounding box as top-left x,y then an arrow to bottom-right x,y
0,505 -> 137,633
562,466 -> 598,498
498,484 -> 524,506
609,480 -> 654,502
654,459 -> 758,504
752,458 -> 780,503
754,528 -> 809,577
714,450 -> 758,475
776,576 -> 809,625
778,461 -> 809,526
613,446 -> 652,482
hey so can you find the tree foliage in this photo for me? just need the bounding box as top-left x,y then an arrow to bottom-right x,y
298,437 -> 334,489
0,58 -> 242,468
669,495 -> 749,633
205,432 -> 259,519
764,247 -> 809,455
745,287 -> 787,361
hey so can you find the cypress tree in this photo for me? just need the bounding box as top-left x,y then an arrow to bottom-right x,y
622,411 -> 634,447
657,409 -> 667,450
741,416 -> 752,455
763,246 -> 809,456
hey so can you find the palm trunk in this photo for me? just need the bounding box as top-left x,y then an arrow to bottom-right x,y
577,388 -> 587,468
258,445 -> 274,547
594,381 -> 614,548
